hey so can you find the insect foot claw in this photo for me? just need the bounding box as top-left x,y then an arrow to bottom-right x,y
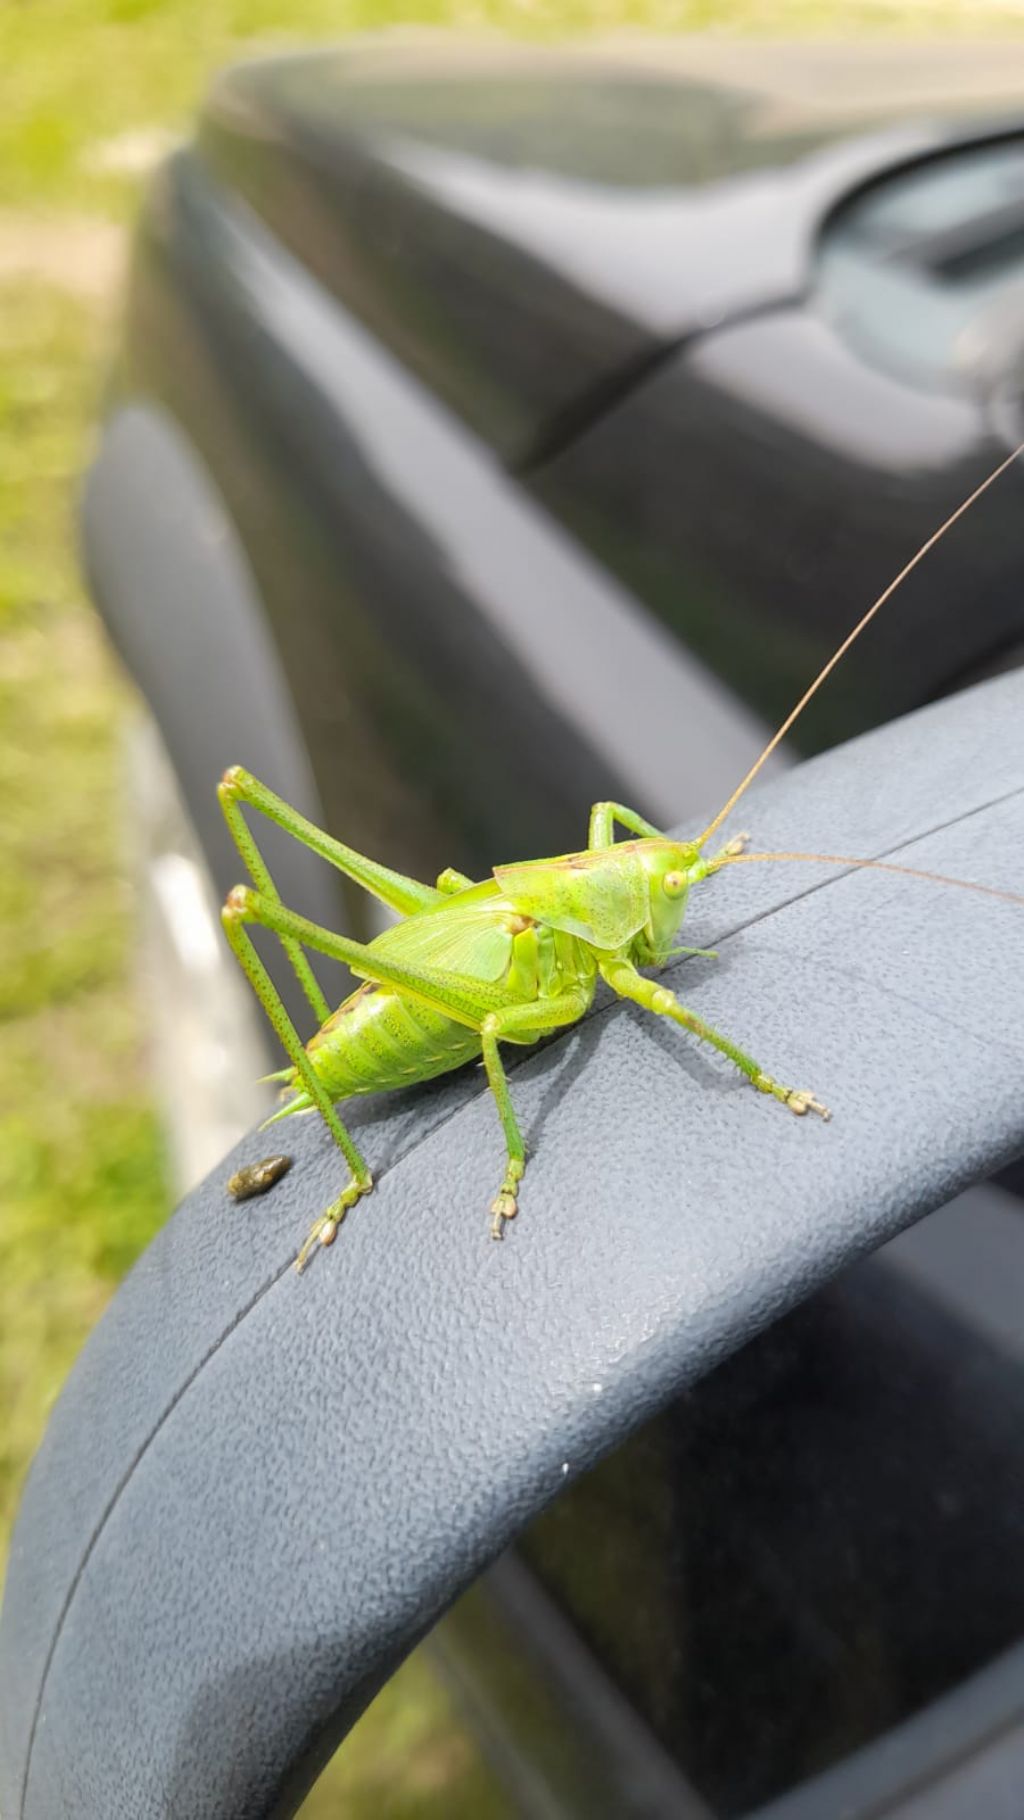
787,1089 -> 831,1121
754,1073 -> 831,1121
490,1191 -> 518,1239
294,1215 -> 339,1273
293,1174 -> 373,1272
490,1158 -> 525,1240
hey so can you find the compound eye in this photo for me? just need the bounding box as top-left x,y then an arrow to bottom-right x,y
663,871 -> 687,898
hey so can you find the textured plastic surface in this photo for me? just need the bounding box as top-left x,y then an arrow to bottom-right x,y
2,674 -> 1024,1820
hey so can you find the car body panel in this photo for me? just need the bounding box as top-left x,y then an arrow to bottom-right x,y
196,42 -> 1020,463
68,38 -> 1024,1818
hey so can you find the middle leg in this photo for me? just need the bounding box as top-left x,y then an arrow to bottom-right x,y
435,867 -> 475,894
588,801 -> 664,848
480,990 -> 592,1238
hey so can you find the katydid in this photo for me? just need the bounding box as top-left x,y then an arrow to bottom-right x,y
219,446 -> 1024,1270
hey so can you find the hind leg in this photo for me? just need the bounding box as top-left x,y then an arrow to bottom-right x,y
223,883 -> 521,1265
218,767 -> 448,1026
220,898 -> 372,1270
225,885 -> 595,1250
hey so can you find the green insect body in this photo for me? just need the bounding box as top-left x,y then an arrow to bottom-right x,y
219,777 -> 825,1269
276,890 -> 589,1110
266,851 -> 695,1117
218,447 -> 1024,1271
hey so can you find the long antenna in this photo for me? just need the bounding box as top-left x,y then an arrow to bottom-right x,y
696,442 -> 1024,849
710,848 -> 1024,908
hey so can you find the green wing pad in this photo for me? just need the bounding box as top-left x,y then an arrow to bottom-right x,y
368,900 -> 518,984
494,849 -> 647,951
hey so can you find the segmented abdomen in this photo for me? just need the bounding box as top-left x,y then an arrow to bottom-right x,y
291,981 -> 481,1109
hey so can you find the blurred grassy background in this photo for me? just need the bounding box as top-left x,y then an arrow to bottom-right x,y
2,0 -> 1022,1811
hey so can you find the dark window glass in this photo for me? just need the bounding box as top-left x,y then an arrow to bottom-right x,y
519,1186 -> 1024,1814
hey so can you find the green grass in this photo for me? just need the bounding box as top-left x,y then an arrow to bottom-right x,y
2,0 -> 1020,1808
3,0 -> 1023,216
298,1653 -> 515,1817
0,282 -> 170,1547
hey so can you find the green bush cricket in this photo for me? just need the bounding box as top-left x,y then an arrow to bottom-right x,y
219,448 -> 1024,1271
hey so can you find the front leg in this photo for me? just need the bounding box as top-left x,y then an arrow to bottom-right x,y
600,958 -> 829,1119
709,831 -> 750,866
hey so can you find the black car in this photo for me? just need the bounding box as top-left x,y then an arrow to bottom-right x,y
12,37 -> 1024,1820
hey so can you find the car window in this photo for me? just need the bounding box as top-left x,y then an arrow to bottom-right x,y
519,1181 -> 1024,1814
